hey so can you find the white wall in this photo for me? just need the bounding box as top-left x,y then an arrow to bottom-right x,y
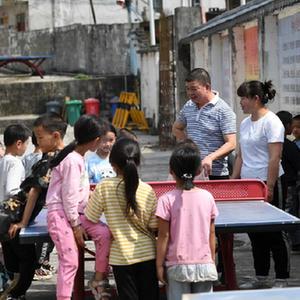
277,3 -> 300,115
210,33 -> 223,97
191,37 -> 209,70
231,25 -> 245,126
221,33 -> 233,107
162,0 -> 225,16
28,0 -> 128,30
263,14 -> 280,114
140,50 -> 160,127
28,0 -> 226,30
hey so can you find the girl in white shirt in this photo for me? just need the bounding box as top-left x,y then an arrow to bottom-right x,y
231,80 -> 289,289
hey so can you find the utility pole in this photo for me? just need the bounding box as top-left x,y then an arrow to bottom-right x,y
89,0 -> 97,25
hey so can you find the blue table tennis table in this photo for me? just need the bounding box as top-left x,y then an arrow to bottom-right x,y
19,180 -> 300,300
182,287 -> 300,300
19,200 -> 300,299
20,201 -> 300,241
0,55 -> 52,78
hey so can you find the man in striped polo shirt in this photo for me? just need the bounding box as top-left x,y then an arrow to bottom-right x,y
172,68 -> 236,179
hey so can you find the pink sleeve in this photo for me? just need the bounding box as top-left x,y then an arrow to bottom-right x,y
155,195 -> 170,221
210,196 -> 219,220
59,156 -> 81,226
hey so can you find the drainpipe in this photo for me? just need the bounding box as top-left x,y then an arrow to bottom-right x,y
148,0 -> 156,46
241,0 -> 246,5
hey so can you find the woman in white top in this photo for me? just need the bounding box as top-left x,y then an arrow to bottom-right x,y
231,80 -> 290,289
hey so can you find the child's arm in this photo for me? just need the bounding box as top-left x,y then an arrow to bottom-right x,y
8,187 -> 40,238
209,219 -> 216,262
156,217 -> 169,285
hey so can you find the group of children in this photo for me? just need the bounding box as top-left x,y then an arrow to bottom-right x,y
0,111 -> 299,300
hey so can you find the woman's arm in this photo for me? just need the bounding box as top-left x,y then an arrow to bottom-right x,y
156,217 -> 169,285
267,142 -> 283,202
230,147 -> 242,179
209,219 -> 216,262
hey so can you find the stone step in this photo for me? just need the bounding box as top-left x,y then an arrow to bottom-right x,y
0,114 -> 39,134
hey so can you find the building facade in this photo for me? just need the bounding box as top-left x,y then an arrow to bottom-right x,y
181,0 -> 300,126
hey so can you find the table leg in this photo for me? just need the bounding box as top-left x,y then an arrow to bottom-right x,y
219,233 -> 238,290
73,246 -> 85,300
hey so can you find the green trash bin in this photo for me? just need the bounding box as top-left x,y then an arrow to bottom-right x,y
65,100 -> 82,126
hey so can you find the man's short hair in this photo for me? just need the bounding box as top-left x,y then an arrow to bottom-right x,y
4,124 -> 31,147
185,68 -> 211,86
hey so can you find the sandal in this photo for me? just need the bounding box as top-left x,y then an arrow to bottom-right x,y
88,278 -> 112,300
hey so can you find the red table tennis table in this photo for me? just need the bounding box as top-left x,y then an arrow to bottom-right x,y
0,55 -> 52,78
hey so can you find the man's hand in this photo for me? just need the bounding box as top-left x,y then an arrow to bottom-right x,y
157,265 -> 167,285
73,225 -> 88,248
8,222 -> 25,239
202,156 -> 213,177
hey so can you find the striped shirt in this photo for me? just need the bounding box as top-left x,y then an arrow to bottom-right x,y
177,93 -> 236,176
85,177 -> 158,265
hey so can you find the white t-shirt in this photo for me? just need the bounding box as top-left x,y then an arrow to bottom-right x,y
0,154 -> 25,202
240,111 -> 284,181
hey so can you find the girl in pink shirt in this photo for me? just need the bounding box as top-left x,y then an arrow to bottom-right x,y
46,115 -> 111,300
156,141 -> 218,300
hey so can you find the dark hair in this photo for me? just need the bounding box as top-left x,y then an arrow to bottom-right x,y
237,80 -> 276,105
50,115 -> 108,168
117,128 -> 137,141
107,123 -> 117,137
31,132 -> 38,147
170,142 -> 201,190
293,114 -> 300,122
277,111 -> 293,128
185,68 -> 211,86
4,124 -> 31,147
109,138 -> 141,215
33,113 -> 67,138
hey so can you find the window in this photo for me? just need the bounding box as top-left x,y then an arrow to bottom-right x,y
16,13 -> 25,31
153,0 -> 162,13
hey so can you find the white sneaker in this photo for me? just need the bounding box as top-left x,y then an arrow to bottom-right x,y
239,276 -> 270,289
272,279 -> 288,288
33,267 -> 53,281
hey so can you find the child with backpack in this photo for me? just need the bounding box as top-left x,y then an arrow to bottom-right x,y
5,115 -> 67,299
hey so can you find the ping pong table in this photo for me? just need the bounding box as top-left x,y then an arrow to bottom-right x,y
0,55 -> 52,78
19,180 -> 300,299
182,287 -> 300,300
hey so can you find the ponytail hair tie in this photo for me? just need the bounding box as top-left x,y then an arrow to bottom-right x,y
126,157 -> 135,164
181,173 -> 193,180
